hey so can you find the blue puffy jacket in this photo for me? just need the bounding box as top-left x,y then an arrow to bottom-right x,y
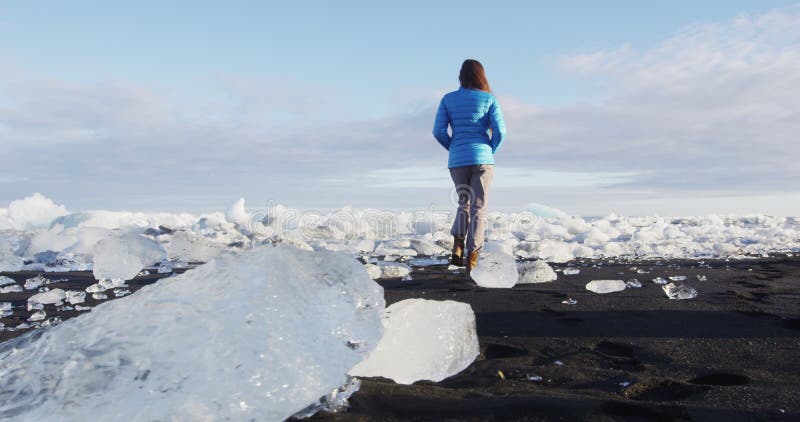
432,87 -> 507,168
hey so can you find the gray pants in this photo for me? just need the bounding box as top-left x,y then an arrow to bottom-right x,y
449,164 -> 494,254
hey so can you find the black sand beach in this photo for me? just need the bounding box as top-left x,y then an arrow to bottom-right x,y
2,256 -> 799,420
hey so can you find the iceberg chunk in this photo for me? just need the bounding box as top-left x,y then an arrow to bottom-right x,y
27,288 -> 66,307
0,245 -> 384,421
92,233 -> 167,282
350,299 -> 479,384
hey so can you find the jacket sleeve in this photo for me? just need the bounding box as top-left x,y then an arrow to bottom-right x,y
488,97 -> 507,153
432,97 -> 451,150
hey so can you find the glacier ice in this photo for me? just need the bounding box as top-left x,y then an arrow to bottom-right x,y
469,242 -> 519,288
0,245 -> 384,421
92,233 -> 167,282
517,260 -> 557,284
585,280 -> 626,294
0,276 -> 15,286
363,263 -> 382,280
350,299 -> 479,385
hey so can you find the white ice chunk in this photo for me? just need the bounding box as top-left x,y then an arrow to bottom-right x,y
92,233 -> 167,282
364,263 -> 382,280
469,243 -> 519,288
626,279 -> 642,288
0,302 -> 12,317
562,267 -> 581,276
662,283 -> 698,300
0,285 -> 22,294
23,275 -> 48,290
534,240 -> 575,263
585,280 -> 626,294
66,290 -> 86,305
652,277 -> 668,285
376,262 -> 412,279
410,239 -> 446,256
0,245 -> 384,421
350,299 -> 478,385
27,310 -> 46,322
28,288 -> 66,306
517,260 -> 557,284
0,276 -> 15,286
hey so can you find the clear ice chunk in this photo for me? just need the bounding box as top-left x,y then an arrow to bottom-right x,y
662,283 -> 698,300
350,299 -> 479,385
0,245 -> 384,421
469,243 -> 519,288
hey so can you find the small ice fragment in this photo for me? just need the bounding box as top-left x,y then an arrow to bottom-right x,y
562,267 -> 580,276
517,260 -> 557,284
562,298 -> 577,305
24,275 -> 49,290
28,311 -> 46,322
85,283 -> 105,293
668,275 -> 687,281
92,293 -> 108,300
652,277 -> 668,285
0,285 -> 22,293
400,274 -> 412,282
554,360 -> 564,366
447,264 -> 460,271
696,275 -> 707,281
636,269 -> 650,274
619,381 -> 631,387
158,261 -> 174,273
625,279 -> 642,288
113,288 -> 131,297
15,322 -> 30,329
137,270 -> 150,277
408,257 -> 449,266
585,280 -> 626,294
363,264 -> 382,280
662,283 -> 697,300
0,302 -> 13,317
74,305 -> 91,311
526,373 -> 543,382
469,243 -> 519,288
66,290 -> 86,305
0,276 -> 15,286
27,302 -> 44,311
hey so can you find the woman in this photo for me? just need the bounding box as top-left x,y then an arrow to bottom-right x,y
433,59 -> 506,273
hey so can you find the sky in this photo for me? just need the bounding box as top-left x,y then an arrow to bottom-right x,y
1,0 -> 799,216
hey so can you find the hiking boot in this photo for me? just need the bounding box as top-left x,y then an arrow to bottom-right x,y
466,249 -> 480,272
451,235 -> 466,266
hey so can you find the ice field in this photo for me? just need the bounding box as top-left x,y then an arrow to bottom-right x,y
0,193 -> 798,418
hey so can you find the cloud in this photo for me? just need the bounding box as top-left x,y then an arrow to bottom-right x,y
502,6 -> 800,192
1,6 -> 799,213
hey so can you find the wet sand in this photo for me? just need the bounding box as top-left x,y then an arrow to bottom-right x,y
2,257 -> 799,420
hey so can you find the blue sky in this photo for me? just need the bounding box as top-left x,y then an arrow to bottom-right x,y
2,1 -> 799,215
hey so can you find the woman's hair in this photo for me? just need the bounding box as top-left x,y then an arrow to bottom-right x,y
459,59 -> 491,92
